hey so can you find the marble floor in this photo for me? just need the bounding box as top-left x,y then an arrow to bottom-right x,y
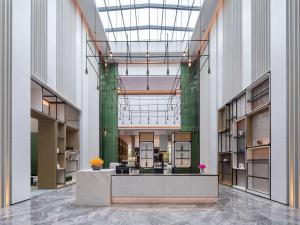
0,185 -> 300,225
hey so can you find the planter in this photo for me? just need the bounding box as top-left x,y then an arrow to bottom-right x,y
200,168 -> 205,175
91,165 -> 103,170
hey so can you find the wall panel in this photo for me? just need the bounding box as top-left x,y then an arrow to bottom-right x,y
270,0 -> 288,204
11,0 -> 31,204
251,0 -> 270,81
31,0 -> 47,82
56,0 -> 77,103
222,0 -> 243,103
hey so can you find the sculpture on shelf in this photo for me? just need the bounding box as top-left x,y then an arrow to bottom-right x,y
90,157 -> 104,170
198,162 -> 206,174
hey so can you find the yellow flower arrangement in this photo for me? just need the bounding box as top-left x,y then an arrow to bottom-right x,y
90,157 -> 104,167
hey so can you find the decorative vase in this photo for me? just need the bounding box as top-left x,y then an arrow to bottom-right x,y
92,165 -> 102,170
200,168 -> 205,174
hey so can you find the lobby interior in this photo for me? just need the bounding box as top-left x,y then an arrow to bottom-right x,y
1,0 -> 300,224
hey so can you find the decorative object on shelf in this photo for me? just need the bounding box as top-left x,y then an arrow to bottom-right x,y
256,139 -> 263,145
66,145 -> 74,150
90,157 -> 104,170
239,130 -> 245,136
198,162 -> 206,174
238,163 -> 245,169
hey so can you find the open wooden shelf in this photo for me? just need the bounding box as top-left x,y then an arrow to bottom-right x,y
246,73 -> 270,114
31,79 -> 80,190
218,72 -> 271,198
118,138 -> 128,163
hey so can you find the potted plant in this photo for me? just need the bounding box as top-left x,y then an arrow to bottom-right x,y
198,162 -> 206,174
90,157 -> 104,170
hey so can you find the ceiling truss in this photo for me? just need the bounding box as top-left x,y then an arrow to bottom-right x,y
97,3 -> 200,12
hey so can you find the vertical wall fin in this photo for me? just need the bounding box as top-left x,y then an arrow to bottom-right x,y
288,0 -> 300,208
56,0 -> 77,103
0,0 -> 12,208
251,0 -> 270,81
222,0 -> 243,103
31,0 -> 47,82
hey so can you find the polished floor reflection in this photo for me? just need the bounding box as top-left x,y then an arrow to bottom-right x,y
0,185 -> 300,225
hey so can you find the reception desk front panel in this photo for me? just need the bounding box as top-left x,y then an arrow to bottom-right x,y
111,174 -> 218,204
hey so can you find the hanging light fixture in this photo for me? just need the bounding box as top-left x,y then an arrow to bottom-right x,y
85,67 -> 88,74
110,51 -> 113,58
188,58 -> 192,67
104,128 -> 107,136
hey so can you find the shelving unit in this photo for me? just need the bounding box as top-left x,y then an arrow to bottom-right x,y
56,122 -> 66,187
218,72 -> 271,198
118,138 -> 128,163
65,125 -> 80,185
246,73 -> 271,197
218,104 -> 234,186
172,132 -> 192,168
232,110 -> 246,189
31,79 -> 80,189
139,132 -> 154,168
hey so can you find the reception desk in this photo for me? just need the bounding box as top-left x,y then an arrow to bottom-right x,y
75,171 -> 218,206
75,169 -> 115,206
111,174 -> 218,204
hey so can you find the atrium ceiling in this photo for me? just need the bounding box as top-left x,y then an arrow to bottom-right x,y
90,0 -> 207,128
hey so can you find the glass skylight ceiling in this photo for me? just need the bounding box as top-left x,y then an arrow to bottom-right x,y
96,0 -> 202,42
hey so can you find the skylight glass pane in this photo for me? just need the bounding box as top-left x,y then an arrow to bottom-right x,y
96,0 -> 201,42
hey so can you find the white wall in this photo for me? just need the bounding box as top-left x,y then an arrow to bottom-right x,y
200,23 -> 217,173
10,0 -> 101,204
47,0 -> 56,89
79,14 -> 100,168
40,0 -> 100,169
270,0 -> 288,205
199,0 -> 288,204
11,0 -> 31,204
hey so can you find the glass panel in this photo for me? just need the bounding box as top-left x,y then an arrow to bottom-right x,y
247,162 -> 269,179
96,0 -> 201,41
248,177 -> 269,194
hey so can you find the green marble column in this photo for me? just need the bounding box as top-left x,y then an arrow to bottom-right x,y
99,63 -> 118,168
180,63 -> 200,173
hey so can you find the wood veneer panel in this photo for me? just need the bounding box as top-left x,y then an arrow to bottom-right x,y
174,132 -> 192,142
38,120 -> 57,189
139,132 -> 154,142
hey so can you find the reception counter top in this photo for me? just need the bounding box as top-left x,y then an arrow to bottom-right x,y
76,170 -> 218,206
112,173 -> 217,176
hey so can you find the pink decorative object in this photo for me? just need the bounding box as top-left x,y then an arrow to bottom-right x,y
198,163 -> 206,169
198,163 -> 206,174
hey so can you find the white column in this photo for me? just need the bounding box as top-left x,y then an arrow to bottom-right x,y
0,0 -> 12,208
270,0 -> 288,205
287,0 -> 300,208
11,0 -> 31,204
